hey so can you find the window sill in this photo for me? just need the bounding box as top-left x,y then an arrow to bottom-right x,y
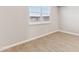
29,21 -> 51,25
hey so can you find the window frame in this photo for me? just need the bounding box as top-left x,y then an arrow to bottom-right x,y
28,6 -> 51,25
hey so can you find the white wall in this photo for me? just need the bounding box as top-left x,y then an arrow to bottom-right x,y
0,6 -> 58,49
59,6 -> 79,34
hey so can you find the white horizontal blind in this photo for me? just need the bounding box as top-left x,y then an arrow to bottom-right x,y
41,6 -> 50,16
29,6 -> 41,16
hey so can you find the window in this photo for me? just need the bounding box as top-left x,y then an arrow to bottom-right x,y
29,6 -> 51,24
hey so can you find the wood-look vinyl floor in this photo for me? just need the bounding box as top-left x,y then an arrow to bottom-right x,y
3,32 -> 79,52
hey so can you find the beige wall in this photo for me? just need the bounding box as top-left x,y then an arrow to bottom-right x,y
59,6 -> 79,34
0,7 -> 27,48
0,6 -> 58,49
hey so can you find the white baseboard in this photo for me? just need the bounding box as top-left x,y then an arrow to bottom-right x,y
59,30 -> 79,36
0,30 -> 59,51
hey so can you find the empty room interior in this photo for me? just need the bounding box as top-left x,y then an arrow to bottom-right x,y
0,6 -> 79,52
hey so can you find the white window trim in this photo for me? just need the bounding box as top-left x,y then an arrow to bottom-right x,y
28,6 -> 51,25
